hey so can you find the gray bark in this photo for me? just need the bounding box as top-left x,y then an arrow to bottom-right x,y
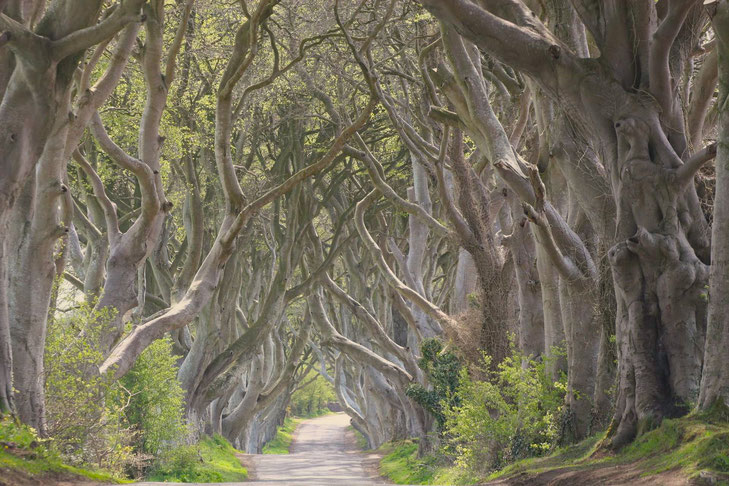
699,0 -> 729,411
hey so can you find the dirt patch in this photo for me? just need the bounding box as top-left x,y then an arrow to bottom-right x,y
287,419 -> 304,455
342,425 -> 392,484
484,461 -> 690,486
236,453 -> 257,481
0,466 -> 101,486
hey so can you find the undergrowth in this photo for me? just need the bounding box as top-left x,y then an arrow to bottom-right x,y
380,412 -> 729,485
0,415 -> 126,484
349,425 -> 369,450
146,434 -> 247,482
378,440 -> 473,485
488,408 -> 729,483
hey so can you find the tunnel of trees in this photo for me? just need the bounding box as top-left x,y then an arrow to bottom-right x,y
1,0 -> 729,480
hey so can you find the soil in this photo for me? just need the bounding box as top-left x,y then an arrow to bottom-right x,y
484,461 -> 696,486
0,466 -> 101,486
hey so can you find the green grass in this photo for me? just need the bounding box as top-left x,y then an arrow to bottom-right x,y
146,434 -> 247,483
379,409 -> 729,485
0,416 -> 126,484
488,408 -> 729,483
378,440 -> 473,485
262,417 -> 301,454
0,416 -> 249,484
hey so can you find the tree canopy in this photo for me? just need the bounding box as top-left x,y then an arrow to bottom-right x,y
1,0 -> 729,479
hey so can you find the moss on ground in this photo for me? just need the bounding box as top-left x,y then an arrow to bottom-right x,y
262,417 -> 301,454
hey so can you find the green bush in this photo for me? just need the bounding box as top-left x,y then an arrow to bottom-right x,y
147,435 -> 247,482
148,445 -> 217,482
45,302 -> 188,475
45,304 -> 134,473
0,416 -> 122,484
120,336 -> 187,455
443,348 -> 566,475
0,415 -> 50,452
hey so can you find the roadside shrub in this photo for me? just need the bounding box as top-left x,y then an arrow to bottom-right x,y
148,445 -> 218,482
443,348 -> 566,475
45,304 -> 134,473
0,414 -> 51,453
147,434 -> 248,482
45,302 -> 188,475
120,336 -> 187,455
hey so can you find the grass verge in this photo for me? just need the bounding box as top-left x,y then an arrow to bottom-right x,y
378,440 -> 472,485
146,434 -> 247,483
262,417 -> 301,454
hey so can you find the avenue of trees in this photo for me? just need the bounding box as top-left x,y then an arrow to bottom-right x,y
1,0 -> 729,476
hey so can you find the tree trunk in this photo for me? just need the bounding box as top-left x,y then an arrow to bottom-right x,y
0,230 -> 13,415
699,0 -> 729,411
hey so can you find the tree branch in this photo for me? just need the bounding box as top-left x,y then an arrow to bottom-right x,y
72,149 -> 121,243
355,190 -> 456,334
650,0 -> 701,113
90,112 -> 160,225
676,142 -> 718,186
51,0 -> 146,61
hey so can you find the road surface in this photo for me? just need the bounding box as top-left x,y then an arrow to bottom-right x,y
133,413 -> 389,485
244,413 -> 387,484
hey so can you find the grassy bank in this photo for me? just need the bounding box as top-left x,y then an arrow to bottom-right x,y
489,409 -> 729,484
378,440 -> 472,485
377,409 -> 729,485
146,434 -> 247,482
262,417 -> 302,454
0,416 -> 126,485
1,414 -> 248,484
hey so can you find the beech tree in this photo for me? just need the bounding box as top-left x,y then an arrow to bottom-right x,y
420,0 -> 720,446
2,0 -> 728,464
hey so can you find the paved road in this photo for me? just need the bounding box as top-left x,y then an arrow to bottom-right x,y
134,413 -> 388,485
244,413 -> 386,485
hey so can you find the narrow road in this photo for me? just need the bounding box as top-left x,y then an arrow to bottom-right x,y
244,413 -> 387,485
132,413 -> 389,486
